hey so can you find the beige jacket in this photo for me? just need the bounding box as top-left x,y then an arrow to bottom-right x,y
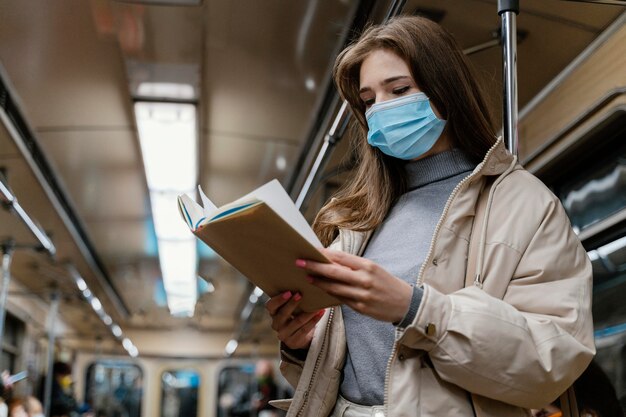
273,139 -> 595,417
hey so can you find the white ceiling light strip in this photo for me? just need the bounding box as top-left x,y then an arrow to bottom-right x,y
67,265 -> 138,357
135,100 -> 198,317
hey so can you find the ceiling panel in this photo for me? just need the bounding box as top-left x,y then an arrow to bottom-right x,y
36,130 -> 147,218
203,0 -> 357,145
202,172 -> 263,208
36,129 -> 140,170
523,0 -> 624,31
203,39 -> 317,144
207,134 -> 299,181
0,0 -> 133,128
86,220 -> 151,261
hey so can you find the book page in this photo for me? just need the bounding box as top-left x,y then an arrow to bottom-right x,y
177,194 -> 205,230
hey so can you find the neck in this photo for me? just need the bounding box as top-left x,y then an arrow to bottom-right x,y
412,130 -> 452,161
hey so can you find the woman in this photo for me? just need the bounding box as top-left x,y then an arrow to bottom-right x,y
265,15 -> 595,417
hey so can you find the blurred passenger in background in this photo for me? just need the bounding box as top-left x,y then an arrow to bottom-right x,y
0,370 -> 13,417
49,362 -> 78,417
252,360 -> 278,417
7,399 -> 27,417
23,396 -> 43,417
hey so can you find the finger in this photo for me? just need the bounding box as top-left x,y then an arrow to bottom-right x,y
278,310 -> 323,340
265,291 -> 293,316
271,292 -> 304,331
284,318 -> 320,349
319,248 -> 373,271
307,276 -> 366,301
283,311 -> 325,347
297,260 -> 357,285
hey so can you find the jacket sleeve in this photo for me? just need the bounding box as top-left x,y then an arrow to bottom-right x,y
279,345 -> 308,389
278,234 -> 343,389
396,176 -> 595,409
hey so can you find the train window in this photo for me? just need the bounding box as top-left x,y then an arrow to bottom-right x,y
544,111 -> 626,236
557,140 -> 626,234
217,364 -> 256,417
85,361 -> 143,417
0,312 -> 25,373
217,362 -> 291,417
161,369 -> 200,417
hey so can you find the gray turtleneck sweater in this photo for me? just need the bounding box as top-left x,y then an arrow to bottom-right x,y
340,149 -> 476,405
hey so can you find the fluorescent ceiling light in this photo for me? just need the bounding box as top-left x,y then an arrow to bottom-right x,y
122,338 -> 133,350
137,82 -> 195,100
128,346 -> 139,358
135,101 -> 199,317
67,264 -> 137,357
151,191 -> 192,240
158,240 -> 197,315
225,339 -> 238,356
111,325 -> 123,338
167,295 -> 197,317
91,297 -> 102,312
76,278 -> 87,291
135,102 -> 197,191
276,156 -> 287,171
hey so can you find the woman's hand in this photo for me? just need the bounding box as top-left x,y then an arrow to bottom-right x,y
265,291 -> 325,350
296,248 -> 413,323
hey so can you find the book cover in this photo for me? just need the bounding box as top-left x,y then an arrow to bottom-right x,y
178,180 -> 340,312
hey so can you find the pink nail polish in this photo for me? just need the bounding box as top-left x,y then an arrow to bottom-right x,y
295,259 -> 306,268
293,293 -> 302,301
282,291 -> 292,300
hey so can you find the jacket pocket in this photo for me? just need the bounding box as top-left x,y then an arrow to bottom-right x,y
269,399 -> 292,411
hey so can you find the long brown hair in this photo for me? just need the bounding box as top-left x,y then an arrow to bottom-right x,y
313,15 -> 498,246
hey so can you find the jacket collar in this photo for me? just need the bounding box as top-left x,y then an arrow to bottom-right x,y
337,137 -> 514,255
474,137 -> 514,177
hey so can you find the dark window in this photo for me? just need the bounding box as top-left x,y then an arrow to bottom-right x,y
160,369 -> 199,417
217,362 -> 291,417
0,312 -> 25,373
85,361 -> 143,417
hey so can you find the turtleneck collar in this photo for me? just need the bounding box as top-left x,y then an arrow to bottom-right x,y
404,148 -> 476,191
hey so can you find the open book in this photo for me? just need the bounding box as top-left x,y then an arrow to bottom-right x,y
177,180 -> 340,312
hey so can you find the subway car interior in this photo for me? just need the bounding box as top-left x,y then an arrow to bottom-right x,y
0,0 -> 625,416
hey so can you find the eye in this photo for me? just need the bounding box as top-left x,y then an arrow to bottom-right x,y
362,98 -> 375,107
392,86 -> 410,95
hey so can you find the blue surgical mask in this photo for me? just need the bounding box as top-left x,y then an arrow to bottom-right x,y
365,92 -> 446,160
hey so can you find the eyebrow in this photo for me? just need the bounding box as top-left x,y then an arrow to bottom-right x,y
359,75 -> 411,93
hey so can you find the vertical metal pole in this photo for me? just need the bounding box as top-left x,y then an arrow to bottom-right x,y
498,0 -> 520,156
0,244 -> 13,357
43,290 -> 60,417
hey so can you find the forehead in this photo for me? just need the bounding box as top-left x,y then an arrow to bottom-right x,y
359,49 -> 412,88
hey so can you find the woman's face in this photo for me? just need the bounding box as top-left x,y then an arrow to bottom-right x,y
358,48 -> 449,158
359,49 -> 442,119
